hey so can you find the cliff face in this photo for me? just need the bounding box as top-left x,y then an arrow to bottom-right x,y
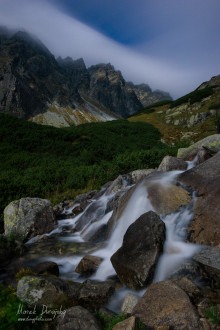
0,27 -> 172,126
87,64 -> 143,118
0,30 -> 83,120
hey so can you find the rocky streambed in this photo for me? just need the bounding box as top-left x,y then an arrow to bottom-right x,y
1,135 -> 220,329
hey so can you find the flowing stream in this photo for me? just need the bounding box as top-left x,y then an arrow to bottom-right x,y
24,157 -> 201,311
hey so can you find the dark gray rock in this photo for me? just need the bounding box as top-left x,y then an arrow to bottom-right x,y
78,280 -> 115,312
168,259 -> 203,282
55,305 -> 102,330
193,246 -> 220,285
33,261 -> 59,276
111,211 -> 165,289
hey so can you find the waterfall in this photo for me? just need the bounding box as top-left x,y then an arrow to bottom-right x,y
25,155 -> 201,294
92,182 -> 154,280
153,191 -> 201,282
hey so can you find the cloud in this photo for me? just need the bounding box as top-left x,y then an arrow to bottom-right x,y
0,0 -> 219,98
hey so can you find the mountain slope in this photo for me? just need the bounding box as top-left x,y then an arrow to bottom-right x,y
129,75 -> 220,143
0,27 -> 171,126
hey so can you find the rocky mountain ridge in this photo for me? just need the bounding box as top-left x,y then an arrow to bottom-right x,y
127,81 -> 172,107
0,27 -> 171,127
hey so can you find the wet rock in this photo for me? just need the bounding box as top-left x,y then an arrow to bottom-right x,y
158,156 -> 187,172
33,261 -> 59,276
75,190 -> 98,204
106,185 -> 136,237
75,198 -> 108,232
4,198 -> 57,242
112,316 -> 137,330
106,174 -> 132,195
178,152 -> 220,246
177,134 -> 220,160
105,191 -> 124,214
132,280 -> 200,329
17,275 -> 81,308
168,259 -> 203,282
78,279 -> 115,311
147,181 -> 191,217
111,211 -> 165,289
75,255 -> 102,275
130,169 -> 155,184
55,305 -> 102,330
193,246 -> 220,285
121,293 -> 138,314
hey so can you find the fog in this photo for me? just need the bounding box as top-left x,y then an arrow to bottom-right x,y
0,0 -> 219,98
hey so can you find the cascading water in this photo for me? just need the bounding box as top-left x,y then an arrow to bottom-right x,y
23,155 -> 201,311
92,182 -> 154,280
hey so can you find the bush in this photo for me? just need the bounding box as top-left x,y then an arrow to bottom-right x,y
0,114 -> 178,216
204,305 -> 220,325
170,86 -> 214,108
208,102 -> 220,110
215,115 -> 220,133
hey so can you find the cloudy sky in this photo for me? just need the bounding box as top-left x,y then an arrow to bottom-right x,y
0,0 -> 219,98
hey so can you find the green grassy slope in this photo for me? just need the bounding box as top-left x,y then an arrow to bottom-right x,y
0,114 -> 178,221
129,84 -> 220,143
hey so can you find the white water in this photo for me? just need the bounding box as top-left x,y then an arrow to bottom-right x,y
25,155 -> 202,312
92,182 -> 154,280
154,192 -> 201,282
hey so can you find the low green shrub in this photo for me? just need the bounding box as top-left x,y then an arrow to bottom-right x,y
204,305 -> 220,325
95,312 -> 127,330
0,114 -> 178,217
208,102 -> 220,110
170,86 -> 214,108
215,115 -> 220,133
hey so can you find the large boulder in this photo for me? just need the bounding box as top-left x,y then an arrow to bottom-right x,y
178,152 -> 220,246
147,181 -> 191,216
193,246 -> 220,286
132,280 -> 200,329
55,305 -> 102,330
110,211 -> 165,289
177,134 -> 220,160
158,156 -> 187,172
4,198 -> 57,242
17,275 -> 80,308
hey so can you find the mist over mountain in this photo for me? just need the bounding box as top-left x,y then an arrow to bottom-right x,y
0,27 -> 171,126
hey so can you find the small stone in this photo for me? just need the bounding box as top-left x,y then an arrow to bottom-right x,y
121,293 -> 138,314
75,255 -> 102,275
112,316 -> 136,330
